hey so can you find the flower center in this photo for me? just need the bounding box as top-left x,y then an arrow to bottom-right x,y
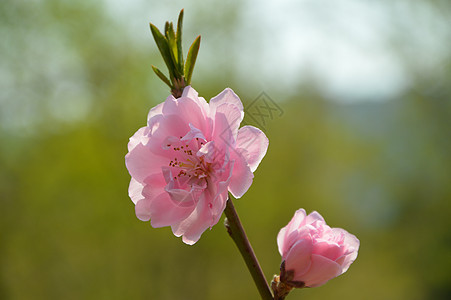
166,137 -> 210,182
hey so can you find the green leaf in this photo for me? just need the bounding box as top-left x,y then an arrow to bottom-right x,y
165,22 -> 176,42
164,21 -> 170,39
149,22 -> 176,82
165,22 -> 181,77
176,9 -> 184,72
184,35 -> 201,85
152,65 -> 172,88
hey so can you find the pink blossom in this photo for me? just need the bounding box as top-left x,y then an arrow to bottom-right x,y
125,86 -> 268,244
277,209 -> 359,288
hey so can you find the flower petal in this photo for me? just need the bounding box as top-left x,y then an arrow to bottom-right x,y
146,114 -> 164,137
332,228 -> 360,272
279,231 -> 300,260
182,123 -> 207,142
162,90 -> 210,137
141,173 -> 167,200
166,188 -> 194,205
235,126 -> 269,172
228,150 -> 254,198
302,211 -> 325,227
128,127 -> 149,152
181,85 -> 198,99
284,237 -> 313,278
341,247 -> 359,273
128,178 -> 144,204
146,114 -> 191,157
197,145 -> 218,170
209,88 -> 244,119
287,209 -> 307,235
211,103 -> 243,150
209,183 -> 230,223
299,254 -> 341,287
277,209 -> 307,256
147,101 -> 164,123
171,194 -> 213,245
277,227 -> 287,256
135,198 -> 152,221
208,162 -> 234,222
125,143 -> 168,183
313,241 -> 344,261
149,192 -> 196,228
214,103 -> 243,140
182,86 -> 210,121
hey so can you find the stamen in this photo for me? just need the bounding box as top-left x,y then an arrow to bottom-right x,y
165,136 -> 213,183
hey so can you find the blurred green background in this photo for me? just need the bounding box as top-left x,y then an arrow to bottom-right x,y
1,0 -> 450,299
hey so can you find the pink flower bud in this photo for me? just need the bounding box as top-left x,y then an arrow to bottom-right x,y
277,209 -> 359,288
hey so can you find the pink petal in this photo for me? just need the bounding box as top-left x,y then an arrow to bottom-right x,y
165,186 -> 197,208
211,104 -> 243,150
135,198 -> 152,221
141,173 -> 167,200
235,126 -> 269,172
299,254 -> 341,287
125,143 -> 168,183
128,178 -> 144,204
181,85 -> 198,99
127,127 -> 149,152
312,241 -> 344,261
147,101 -> 164,123
207,165 -> 234,221
214,103 -> 243,140
228,151 -> 254,198
335,248 -> 358,273
182,86 -> 211,121
341,248 -> 359,273
277,227 -> 287,256
149,192 -> 196,228
209,185 -> 230,223
286,209 -> 307,235
211,114 -> 233,157
197,141 -> 217,163
280,230 -> 303,259
181,124 -> 207,142
332,228 -> 360,272
162,91 -> 210,137
171,194 -> 213,245
277,209 -> 307,256
302,211 -> 325,227
209,88 -> 244,118
284,237 -> 314,278
146,114 -> 164,137
336,228 -> 360,250
146,114 -> 191,157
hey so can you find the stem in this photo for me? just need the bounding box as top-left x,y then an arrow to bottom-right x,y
224,197 -> 273,300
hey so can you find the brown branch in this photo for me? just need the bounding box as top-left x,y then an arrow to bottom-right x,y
224,197 -> 273,300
